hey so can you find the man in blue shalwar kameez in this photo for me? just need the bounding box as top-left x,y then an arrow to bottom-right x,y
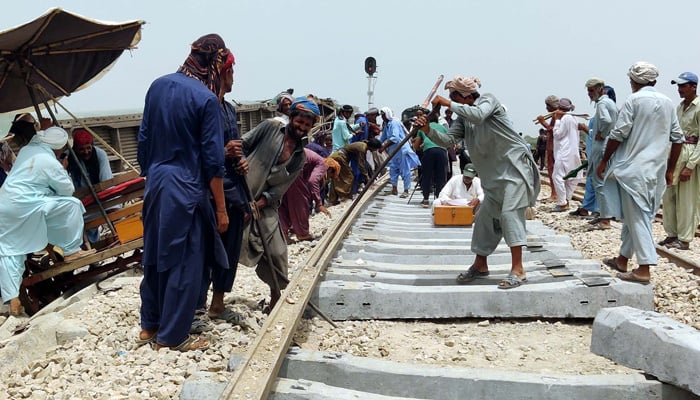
137,34 -> 230,352
198,49 -> 251,324
379,106 -> 420,198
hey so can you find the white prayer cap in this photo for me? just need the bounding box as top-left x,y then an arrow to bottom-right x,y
37,126 -> 68,149
380,106 -> 395,120
585,77 -> 605,87
627,61 -> 659,84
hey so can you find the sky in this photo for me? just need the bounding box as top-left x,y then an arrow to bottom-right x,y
2,0 -> 700,137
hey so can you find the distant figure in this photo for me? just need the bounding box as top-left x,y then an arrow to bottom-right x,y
332,104 -> 360,151
273,93 -> 294,126
279,148 -> 329,243
0,127 -> 91,317
379,106 -> 420,198
432,163 -> 484,213
598,61 -> 683,283
306,131 -> 332,158
659,71 -> 700,251
328,139 -> 382,203
413,109 -> 449,208
137,34 -> 231,352
536,95 -> 560,202
535,129 -> 547,170
550,98 -> 583,212
240,97 -> 320,312
417,75 -> 540,289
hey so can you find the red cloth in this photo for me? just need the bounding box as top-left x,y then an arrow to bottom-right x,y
81,177 -> 145,207
73,129 -> 92,147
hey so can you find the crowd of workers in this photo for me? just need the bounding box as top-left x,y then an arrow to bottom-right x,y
0,31 -> 697,353
536,63 -> 699,284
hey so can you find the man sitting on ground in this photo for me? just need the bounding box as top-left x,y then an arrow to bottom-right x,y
432,163 -> 484,213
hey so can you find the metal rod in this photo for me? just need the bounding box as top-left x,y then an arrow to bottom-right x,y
241,173 -> 337,328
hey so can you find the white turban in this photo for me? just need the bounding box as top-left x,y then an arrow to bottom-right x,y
37,126 -> 68,150
444,76 -> 481,97
380,106 -> 395,120
627,61 -> 659,84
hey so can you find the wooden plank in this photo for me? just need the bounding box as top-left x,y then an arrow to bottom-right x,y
84,202 -> 143,230
84,190 -> 143,216
73,170 -> 140,198
22,239 -> 143,285
219,175 -> 389,399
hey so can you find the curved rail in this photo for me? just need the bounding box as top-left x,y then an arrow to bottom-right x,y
219,175 -> 390,399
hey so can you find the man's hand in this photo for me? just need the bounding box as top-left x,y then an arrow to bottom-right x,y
215,210 -> 229,233
577,123 -> 588,133
225,140 -> 243,160
595,133 -> 604,141
596,161 -> 606,180
414,115 -> 429,133
665,169 -> 675,186
318,205 -> 331,217
679,167 -> 693,182
468,198 -> 480,208
235,158 -> 249,175
256,196 -> 268,210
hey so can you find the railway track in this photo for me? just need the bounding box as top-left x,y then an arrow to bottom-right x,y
213,174 -> 698,399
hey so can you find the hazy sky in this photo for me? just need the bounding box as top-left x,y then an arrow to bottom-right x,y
3,0 -> 700,136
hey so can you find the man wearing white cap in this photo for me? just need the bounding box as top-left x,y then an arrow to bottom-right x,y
597,62 -> 684,283
0,126 -> 91,316
658,72 -> 700,251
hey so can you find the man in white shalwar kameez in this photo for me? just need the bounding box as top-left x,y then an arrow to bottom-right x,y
417,76 -> 540,289
551,98 -> 583,211
432,163 -> 484,213
0,127 -> 90,315
597,62 -> 683,283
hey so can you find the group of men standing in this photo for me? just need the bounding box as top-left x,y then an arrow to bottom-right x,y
539,62 -> 698,284
136,34 -> 322,351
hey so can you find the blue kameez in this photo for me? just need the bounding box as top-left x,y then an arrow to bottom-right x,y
138,71 -> 228,346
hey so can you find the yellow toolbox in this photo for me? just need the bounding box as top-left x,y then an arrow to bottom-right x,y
433,205 -> 473,226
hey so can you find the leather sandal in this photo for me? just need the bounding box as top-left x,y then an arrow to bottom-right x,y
155,335 -> 209,352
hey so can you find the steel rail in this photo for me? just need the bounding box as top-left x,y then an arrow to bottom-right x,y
219,175 -> 390,399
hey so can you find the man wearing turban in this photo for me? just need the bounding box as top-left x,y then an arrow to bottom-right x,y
416,75 -> 540,289
379,106 -> 421,197
0,126 -> 90,316
138,34 -> 231,351
537,95 -> 561,202
239,97 -> 320,312
197,48 -> 251,325
67,129 -> 114,244
597,62 -> 684,283
550,98 -> 583,212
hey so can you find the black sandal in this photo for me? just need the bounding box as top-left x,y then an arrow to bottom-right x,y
456,266 -> 489,284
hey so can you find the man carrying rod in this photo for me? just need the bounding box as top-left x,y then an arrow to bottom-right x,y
415,76 -> 540,289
